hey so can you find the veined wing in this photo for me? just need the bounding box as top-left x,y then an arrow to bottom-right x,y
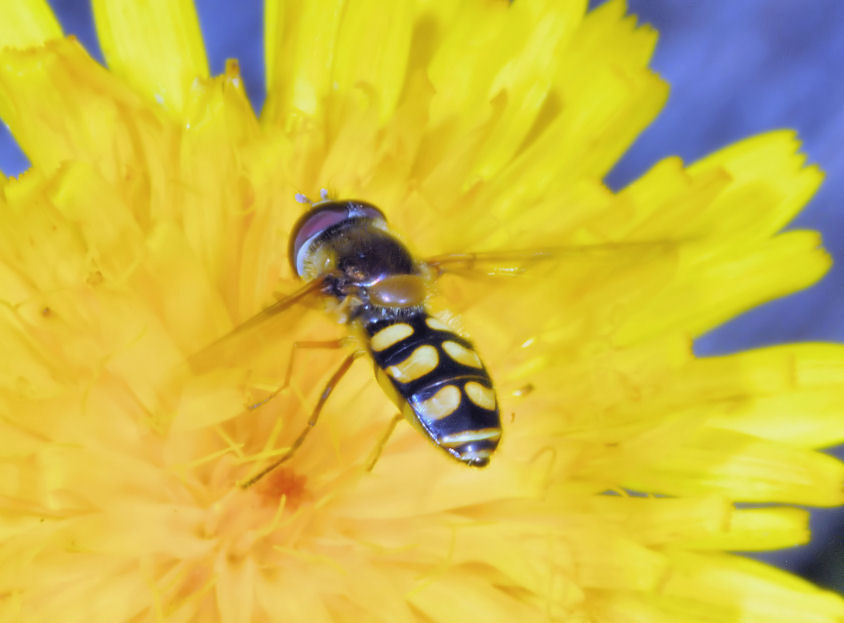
164,276 -> 350,431
423,239 -> 685,279
185,277 -> 330,374
418,238 -> 685,361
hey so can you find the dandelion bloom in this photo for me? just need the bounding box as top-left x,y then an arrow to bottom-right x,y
1,1 -> 843,622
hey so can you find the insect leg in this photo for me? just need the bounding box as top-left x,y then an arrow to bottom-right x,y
246,338 -> 347,410
364,413 -> 403,472
240,350 -> 365,488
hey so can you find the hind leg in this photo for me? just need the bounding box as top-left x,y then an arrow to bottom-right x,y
246,338 -> 347,410
365,413 -> 403,472
240,350 -> 364,488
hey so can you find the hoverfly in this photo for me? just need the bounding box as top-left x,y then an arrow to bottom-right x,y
210,191 -> 504,486
181,191 -> 672,487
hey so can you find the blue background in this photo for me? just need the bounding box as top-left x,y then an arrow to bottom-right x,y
0,0 -> 841,593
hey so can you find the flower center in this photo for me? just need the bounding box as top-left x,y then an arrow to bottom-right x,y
255,467 -> 309,511
205,467 -> 312,562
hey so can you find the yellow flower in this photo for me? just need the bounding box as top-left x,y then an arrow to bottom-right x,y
0,0 -> 843,621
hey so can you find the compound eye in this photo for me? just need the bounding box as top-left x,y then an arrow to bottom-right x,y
290,205 -> 347,272
288,200 -> 387,277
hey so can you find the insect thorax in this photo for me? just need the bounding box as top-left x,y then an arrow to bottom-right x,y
303,218 -> 427,326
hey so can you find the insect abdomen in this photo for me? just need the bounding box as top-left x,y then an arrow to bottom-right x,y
366,313 -> 501,466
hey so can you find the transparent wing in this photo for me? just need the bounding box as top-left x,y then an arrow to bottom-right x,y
162,276 -> 352,432
423,239 -> 684,279
419,238 -> 685,358
185,277 -> 330,375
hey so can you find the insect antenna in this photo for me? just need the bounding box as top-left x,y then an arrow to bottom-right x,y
294,188 -> 333,208
294,192 -> 313,206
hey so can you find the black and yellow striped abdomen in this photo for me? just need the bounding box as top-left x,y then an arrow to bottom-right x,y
365,313 -> 501,466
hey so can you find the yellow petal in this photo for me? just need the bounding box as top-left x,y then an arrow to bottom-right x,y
91,0 -> 208,116
264,0 -> 413,126
0,39 -> 168,177
618,131 -> 823,243
398,0 -> 667,253
178,61 -> 262,294
677,343 -> 844,448
586,494 -> 810,551
331,0 -> 414,123
617,426 -> 844,506
0,0 -> 61,49
263,0 -> 347,123
617,230 -> 830,343
656,552 -> 844,623
687,130 -> 824,238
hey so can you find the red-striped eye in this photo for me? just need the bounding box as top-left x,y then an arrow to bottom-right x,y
289,200 -> 386,276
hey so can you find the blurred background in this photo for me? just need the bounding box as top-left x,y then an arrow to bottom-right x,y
1,0 -> 841,594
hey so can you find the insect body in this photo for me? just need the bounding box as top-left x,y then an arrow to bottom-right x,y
290,198 -> 502,467
190,193 -> 668,486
